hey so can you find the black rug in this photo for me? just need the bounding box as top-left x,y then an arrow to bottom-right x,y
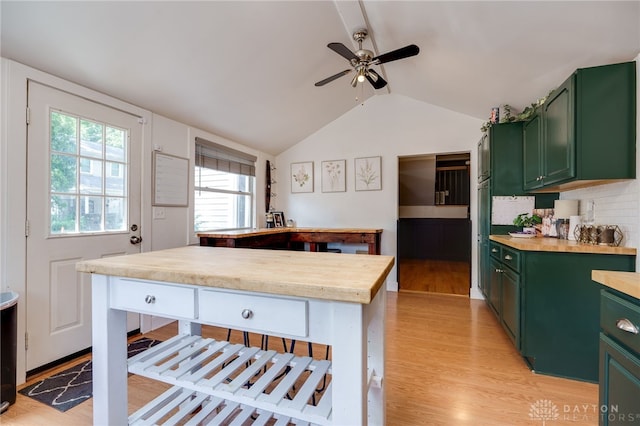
19,337 -> 162,412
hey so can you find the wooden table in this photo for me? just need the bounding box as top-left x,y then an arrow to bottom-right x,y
76,246 -> 394,425
198,228 -> 383,255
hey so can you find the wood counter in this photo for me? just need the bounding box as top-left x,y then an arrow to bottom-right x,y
76,245 -> 394,304
592,270 -> 640,299
198,227 -> 383,255
490,235 -> 636,256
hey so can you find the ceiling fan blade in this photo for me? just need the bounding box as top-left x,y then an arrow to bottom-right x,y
328,42 -> 358,61
314,69 -> 353,87
372,44 -> 419,64
365,69 -> 388,89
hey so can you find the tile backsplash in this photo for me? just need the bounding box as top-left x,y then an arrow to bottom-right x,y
561,180 -> 639,248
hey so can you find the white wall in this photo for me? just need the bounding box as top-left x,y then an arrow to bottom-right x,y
0,58 -> 273,384
275,94 -> 483,295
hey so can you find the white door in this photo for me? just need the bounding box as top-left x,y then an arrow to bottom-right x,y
26,81 -> 143,370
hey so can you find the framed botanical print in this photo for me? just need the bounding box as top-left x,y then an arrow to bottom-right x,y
321,160 -> 346,193
291,161 -> 314,193
355,156 -> 381,191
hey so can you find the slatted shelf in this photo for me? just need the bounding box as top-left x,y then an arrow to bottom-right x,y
128,334 -> 333,425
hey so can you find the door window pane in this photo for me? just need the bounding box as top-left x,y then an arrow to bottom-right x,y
79,196 -> 103,232
50,111 -> 77,153
106,126 -> 126,162
50,195 -> 77,234
105,162 -> 125,196
51,154 -> 77,193
79,158 -> 103,194
80,119 -> 103,158
105,197 -> 126,231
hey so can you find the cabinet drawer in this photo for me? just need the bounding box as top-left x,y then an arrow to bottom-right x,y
501,247 -> 520,273
601,290 -> 640,354
110,279 -> 196,319
199,289 -> 308,338
489,242 -> 501,260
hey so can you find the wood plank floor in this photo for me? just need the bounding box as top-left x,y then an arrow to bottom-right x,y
399,259 -> 470,295
3,292 -> 598,425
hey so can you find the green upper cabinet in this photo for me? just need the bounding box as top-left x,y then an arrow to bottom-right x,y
523,111 -> 543,190
477,132 -> 490,183
490,122 -> 525,196
543,76 -> 575,186
523,61 -> 636,192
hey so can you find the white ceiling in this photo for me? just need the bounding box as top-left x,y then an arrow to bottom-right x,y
2,1 -> 639,155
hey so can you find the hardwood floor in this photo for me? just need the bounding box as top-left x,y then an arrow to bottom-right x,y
3,292 -> 597,425
399,259 -> 470,295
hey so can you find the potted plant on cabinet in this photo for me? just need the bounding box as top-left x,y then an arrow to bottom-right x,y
513,213 -> 542,234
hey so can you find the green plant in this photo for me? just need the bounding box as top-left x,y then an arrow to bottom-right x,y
513,212 -> 542,228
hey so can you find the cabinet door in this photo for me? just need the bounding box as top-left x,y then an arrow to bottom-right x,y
523,112 -> 543,190
542,76 -> 575,186
477,133 -> 490,182
599,334 -> 640,425
488,257 -> 502,317
501,268 -> 520,349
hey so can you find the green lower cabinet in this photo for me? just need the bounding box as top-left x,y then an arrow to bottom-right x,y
599,289 -> 640,424
522,251 -> 635,382
599,334 -> 640,425
487,243 -> 635,382
488,244 -> 521,350
501,267 -> 520,349
488,257 -> 502,317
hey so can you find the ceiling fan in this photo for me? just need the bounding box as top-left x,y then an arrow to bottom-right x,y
315,29 -> 419,90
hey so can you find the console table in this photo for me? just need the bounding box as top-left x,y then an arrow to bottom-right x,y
198,228 -> 383,255
76,246 -> 394,425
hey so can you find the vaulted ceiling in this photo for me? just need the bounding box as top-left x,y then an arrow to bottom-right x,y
2,1 -> 639,155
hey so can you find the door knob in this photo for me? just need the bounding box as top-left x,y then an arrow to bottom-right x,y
130,235 -> 142,245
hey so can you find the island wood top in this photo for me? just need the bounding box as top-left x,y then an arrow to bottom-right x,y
490,235 -> 637,256
592,270 -> 640,299
76,246 -> 395,304
197,227 -> 383,239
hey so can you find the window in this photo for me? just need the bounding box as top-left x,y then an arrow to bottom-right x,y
194,137 -> 256,232
50,110 -> 128,235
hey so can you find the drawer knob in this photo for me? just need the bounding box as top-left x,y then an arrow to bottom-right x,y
504,255 -> 513,261
616,318 -> 639,334
491,248 -> 498,253
241,309 -> 253,319
145,295 -> 156,304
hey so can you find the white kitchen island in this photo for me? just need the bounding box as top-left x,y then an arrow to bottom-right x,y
76,246 -> 394,426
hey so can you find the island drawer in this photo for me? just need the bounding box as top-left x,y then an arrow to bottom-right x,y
501,247 -> 521,273
601,290 -> 640,354
110,279 -> 196,319
198,289 -> 308,337
489,242 -> 502,260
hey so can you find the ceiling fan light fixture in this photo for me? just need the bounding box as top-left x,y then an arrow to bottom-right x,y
350,73 -> 359,87
356,67 -> 367,83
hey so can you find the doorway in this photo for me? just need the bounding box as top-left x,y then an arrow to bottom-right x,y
25,81 -> 143,371
397,152 -> 471,295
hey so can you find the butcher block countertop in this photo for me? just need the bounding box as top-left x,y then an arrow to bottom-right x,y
490,235 -> 637,256
592,270 -> 640,299
76,246 -> 394,304
197,227 -> 383,238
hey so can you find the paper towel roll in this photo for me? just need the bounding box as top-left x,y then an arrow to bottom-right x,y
554,199 -> 579,218
568,215 -> 582,241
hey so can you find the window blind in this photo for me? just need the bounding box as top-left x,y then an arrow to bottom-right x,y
195,137 -> 256,177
